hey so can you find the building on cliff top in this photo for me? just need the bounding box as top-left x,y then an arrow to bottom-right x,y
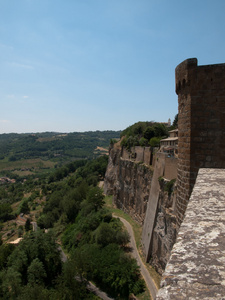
160,129 -> 178,157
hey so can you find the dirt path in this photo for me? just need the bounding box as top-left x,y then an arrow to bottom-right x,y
114,216 -> 158,300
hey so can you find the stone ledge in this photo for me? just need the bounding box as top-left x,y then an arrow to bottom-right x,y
156,168 -> 225,300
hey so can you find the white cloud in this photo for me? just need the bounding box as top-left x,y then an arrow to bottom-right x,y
0,120 -> 10,123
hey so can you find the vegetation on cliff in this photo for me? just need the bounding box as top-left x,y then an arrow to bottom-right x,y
120,121 -> 169,149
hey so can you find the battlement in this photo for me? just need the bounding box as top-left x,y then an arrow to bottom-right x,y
176,58 -> 225,95
175,58 -> 225,226
175,58 -> 197,94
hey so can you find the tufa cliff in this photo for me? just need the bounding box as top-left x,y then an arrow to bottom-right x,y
150,177 -> 177,274
104,140 -> 177,274
104,141 -> 153,225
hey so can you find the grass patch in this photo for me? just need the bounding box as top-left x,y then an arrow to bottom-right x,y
104,195 -> 161,294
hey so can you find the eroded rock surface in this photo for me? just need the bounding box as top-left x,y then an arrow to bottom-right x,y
150,179 -> 177,275
104,142 -> 153,225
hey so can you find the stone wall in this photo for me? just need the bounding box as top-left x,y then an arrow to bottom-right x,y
176,58 -> 225,227
121,146 -> 153,165
104,142 -> 154,225
142,152 -> 177,268
148,178 -> 177,275
105,143 -> 178,272
164,156 -> 177,180
156,168 -> 225,299
113,159 -> 153,224
104,142 -> 122,196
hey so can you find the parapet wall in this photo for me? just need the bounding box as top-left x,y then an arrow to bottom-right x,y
176,58 -> 225,227
156,168 -> 225,299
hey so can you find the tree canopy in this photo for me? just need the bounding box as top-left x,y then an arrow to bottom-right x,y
120,121 -> 169,149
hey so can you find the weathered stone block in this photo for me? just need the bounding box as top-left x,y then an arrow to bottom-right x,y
156,169 -> 225,299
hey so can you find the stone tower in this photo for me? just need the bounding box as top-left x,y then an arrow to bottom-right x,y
175,58 -> 225,227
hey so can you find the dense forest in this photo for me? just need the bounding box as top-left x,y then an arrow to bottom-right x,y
0,130 -> 146,299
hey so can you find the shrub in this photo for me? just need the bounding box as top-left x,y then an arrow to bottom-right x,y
164,179 -> 176,196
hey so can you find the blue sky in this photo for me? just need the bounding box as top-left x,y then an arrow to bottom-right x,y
0,0 -> 225,133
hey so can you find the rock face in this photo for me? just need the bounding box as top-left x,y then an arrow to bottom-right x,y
104,142 -> 122,196
104,142 -> 177,273
150,179 -> 177,275
104,142 -> 153,225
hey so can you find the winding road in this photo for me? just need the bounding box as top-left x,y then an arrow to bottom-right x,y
114,216 -> 158,300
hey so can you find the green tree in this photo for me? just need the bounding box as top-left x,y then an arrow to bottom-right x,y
172,113 -> 178,128
139,137 -> 148,147
0,244 -> 15,270
61,190 -> 81,222
94,222 -> 115,247
86,186 -> 105,212
116,230 -> 130,247
18,225 -> 24,237
55,258 -> 90,299
17,284 -> 53,300
143,126 -> 155,140
27,258 -> 46,285
0,268 -> 22,299
25,218 -> 31,232
7,230 -> 62,287
0,203 -> 13,222
153,123 -> 168,137
149,137 -> 161,147
20,200 -> 30,214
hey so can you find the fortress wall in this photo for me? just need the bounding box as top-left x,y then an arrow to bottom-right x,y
176,58 -> 225,227
121,146 -> 153,165
142,152 -> 166,261
143,147 -> 151,165
135,146 -> 145,161
113,158 -> 153,225
121,147 -> 130,160
142,152 -> 177,265
104,142 -> 154,226
156,168 -> 225,299
164,156 -> 177,180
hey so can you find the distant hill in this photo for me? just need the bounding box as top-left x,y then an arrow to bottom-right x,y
0,131 -> 120,176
